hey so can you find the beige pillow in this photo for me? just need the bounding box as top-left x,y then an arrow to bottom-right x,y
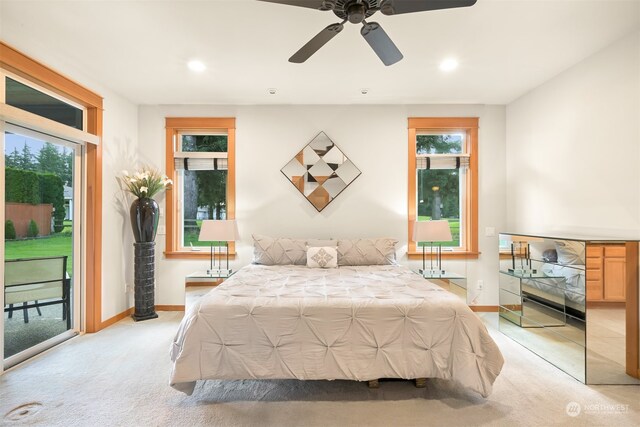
337,238 -> 398,266
252,234 -> 307,265
554,240 -> 585,265
307,246 -> 338,268
307,239 -> 336,247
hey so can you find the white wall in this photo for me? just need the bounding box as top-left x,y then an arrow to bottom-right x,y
100,92 -> 139,321
138,104 -> 506,307
506,31 -> 640,238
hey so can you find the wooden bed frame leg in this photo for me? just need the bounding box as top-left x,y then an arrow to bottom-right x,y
368,379 -> 380,389
415,378 -> 427,388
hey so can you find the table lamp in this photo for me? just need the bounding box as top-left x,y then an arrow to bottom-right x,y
198,219 -> 239,276
413,220 -> 452,276
502,234 -> 543,275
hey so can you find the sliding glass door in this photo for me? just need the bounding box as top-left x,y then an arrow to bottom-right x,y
3,124 -> 82,365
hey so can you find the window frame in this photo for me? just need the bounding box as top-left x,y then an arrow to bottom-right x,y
164,117 -> 236,259
408,117 -> 479,259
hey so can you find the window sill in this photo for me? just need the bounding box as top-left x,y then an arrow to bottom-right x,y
407,251 -> 480,260
164,251 -> 237,260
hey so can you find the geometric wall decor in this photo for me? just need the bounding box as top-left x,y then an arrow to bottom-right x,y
281,132 -> 361,212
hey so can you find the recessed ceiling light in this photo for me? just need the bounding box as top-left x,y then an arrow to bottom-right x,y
360,88 -> 369,95
187,60 -> 206,73
268,88 -> 277,95
439,58 -> 458,72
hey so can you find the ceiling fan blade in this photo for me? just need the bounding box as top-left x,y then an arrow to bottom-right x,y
360,22 -> 403,66
257,0 -> 327,10
380,0 -> 477,16
289,23 -> 344,63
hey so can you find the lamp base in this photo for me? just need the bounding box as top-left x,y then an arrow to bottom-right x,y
206,268 -> 233,277
508,268 -> 537,275
420,269 -> 446,276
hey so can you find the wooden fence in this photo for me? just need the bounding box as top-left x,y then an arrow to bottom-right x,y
5,203 -> 53,238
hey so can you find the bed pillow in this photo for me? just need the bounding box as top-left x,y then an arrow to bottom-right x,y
307,239 -> 337,248
337,238 -> 398,266
252,234 -> 307,265
307,246 -> 338,268
554,240 -> 585,265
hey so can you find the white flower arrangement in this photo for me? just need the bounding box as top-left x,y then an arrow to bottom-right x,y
121,167 -> 172,199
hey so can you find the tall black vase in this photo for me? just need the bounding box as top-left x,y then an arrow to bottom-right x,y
130,197 -> 160,243
130,198 -> 159,321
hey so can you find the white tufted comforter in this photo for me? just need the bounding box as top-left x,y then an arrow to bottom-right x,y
170,264 -> 504,397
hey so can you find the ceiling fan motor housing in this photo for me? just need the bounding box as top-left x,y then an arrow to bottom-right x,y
333,0 -> 378,23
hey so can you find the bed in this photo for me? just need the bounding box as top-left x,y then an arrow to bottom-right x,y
521,241 -> 587,320
170,263 -> 504,397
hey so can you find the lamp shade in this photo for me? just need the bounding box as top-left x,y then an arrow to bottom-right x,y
198,220 -> 239,242
413,220 -> 452,242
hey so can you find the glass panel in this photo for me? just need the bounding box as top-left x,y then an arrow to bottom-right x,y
499,315 -> 586,383
180,134 -> 227,153
416,133 -> 463,154
5,77 -> 83,130
181,169 -> 227,248
4,130 -> 76,358
416,168 -> 462,247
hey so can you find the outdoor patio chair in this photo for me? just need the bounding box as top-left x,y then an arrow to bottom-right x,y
4,256 -> 71,329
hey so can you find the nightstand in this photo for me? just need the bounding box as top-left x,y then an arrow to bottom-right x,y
185,271 -> 236,286
419,271 -> 467,302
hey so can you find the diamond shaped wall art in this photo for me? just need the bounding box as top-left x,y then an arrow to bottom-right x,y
281,132 -> 361,212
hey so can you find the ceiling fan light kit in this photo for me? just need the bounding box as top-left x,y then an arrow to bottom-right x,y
259,0 -> 477,66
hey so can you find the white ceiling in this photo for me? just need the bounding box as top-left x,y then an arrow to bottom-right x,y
0,0 -> 639,105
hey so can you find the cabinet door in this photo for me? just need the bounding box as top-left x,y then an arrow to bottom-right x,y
586,245 -> 604,301
603,257 -> 626,301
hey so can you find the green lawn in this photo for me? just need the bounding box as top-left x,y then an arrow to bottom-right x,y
417,216 -> 460,248
184,219 -> 225,248
5,233 -> 74,271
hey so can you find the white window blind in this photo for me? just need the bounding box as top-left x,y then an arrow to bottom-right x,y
416,154 -> 470,170
174,156 -> 228,171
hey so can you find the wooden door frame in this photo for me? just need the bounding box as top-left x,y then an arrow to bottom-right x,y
1,41 -> 103,332
625,242 -> 639,378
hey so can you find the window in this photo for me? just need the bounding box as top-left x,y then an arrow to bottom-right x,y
164,118 -> 235,258
5,76 -> 84,130
408,118 -> 478,258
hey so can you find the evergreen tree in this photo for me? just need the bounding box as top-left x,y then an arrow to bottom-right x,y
38,142 -> 63,175
62,148 -> 73,185
19,143 -> 37,171
5,147 -> 20,168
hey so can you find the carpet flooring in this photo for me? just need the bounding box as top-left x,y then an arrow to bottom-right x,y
1,311 -> 639,426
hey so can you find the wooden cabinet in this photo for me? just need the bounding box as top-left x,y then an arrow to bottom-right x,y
586,245 -> 603,301
586,244 -> 626,302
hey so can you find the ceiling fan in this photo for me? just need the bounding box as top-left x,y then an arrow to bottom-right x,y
258,0 -> 477,66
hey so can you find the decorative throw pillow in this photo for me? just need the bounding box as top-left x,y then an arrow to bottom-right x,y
252,234 -> 307,265
307,246 -> 338,268
337,238 -> 398,266
554,240 -> 585,265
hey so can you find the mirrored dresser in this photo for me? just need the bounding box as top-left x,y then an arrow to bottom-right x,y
498,233 -> 640,385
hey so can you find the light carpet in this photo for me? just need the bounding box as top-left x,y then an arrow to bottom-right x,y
0,312 -> 638,426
